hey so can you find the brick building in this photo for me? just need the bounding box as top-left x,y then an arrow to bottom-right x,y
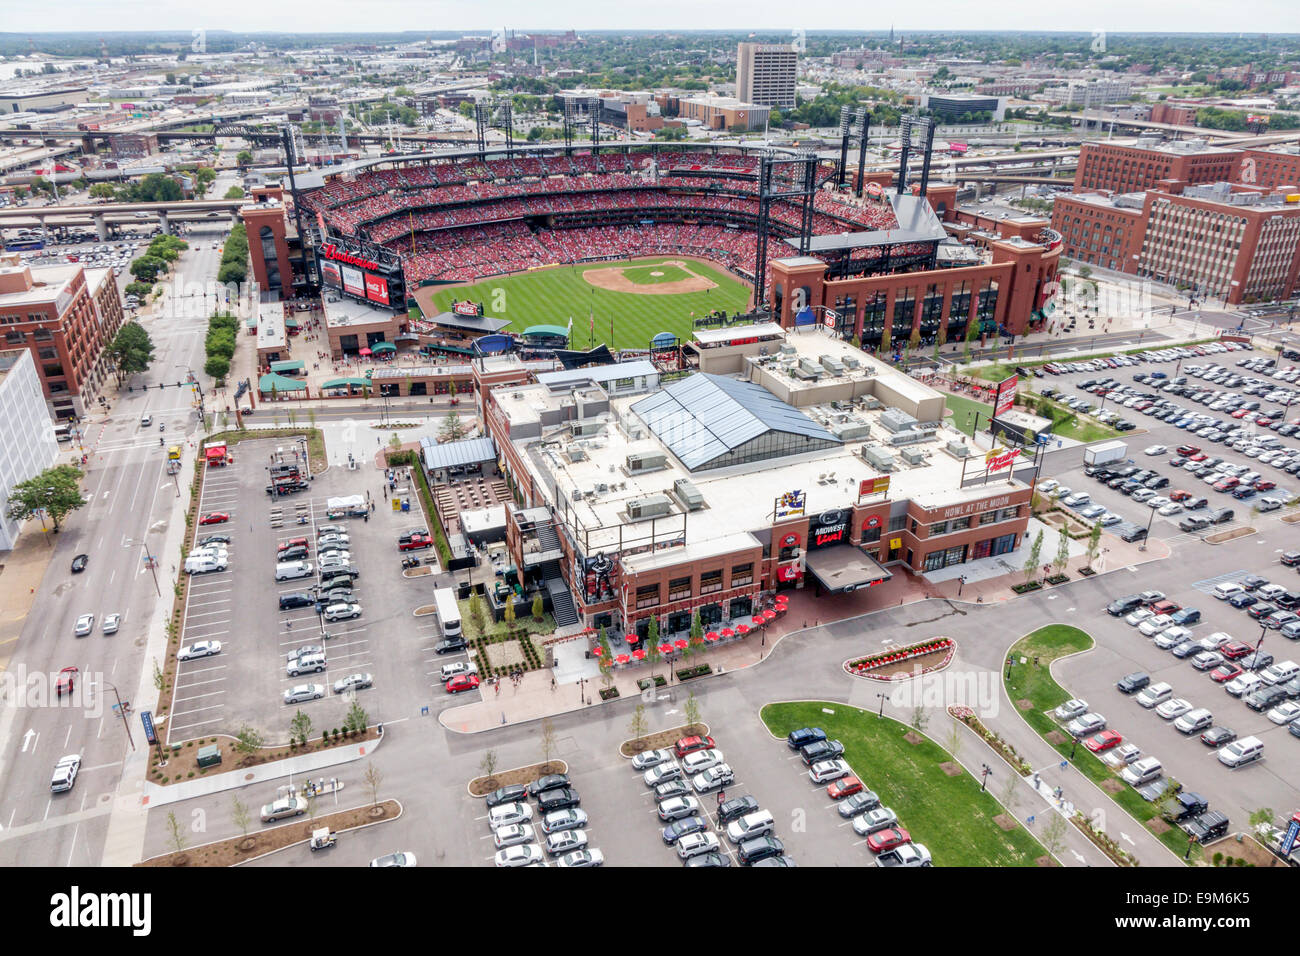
678,94 -> 769,131
736,42 -> 798,110
1073,135 -> 1239,194
0,254 -> 125,419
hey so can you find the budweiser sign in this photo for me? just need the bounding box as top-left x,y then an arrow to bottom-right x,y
320,243 -> 381,271
984,447 -> 1020,473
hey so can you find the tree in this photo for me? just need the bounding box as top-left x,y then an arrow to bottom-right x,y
684,691 -> 702,732
1249,807 -> 1276,837
204,355 -> 230,381
88,182 -> 116,199
344,700 -> 369,734
363,761 -> 383,806
1022,530 -> 1044,584
964,316 -> 981,358
1053,528 -> 1071,578
628,703 -> 649,749
1040,814 -> 1068,859
531,593 -> 544,621
230,795 -> 252,838
1085,522 -> 1102,569
997,772 -> 1020,813
289,709 -> 313,747
224,185 -> 245,199
236,149 -> 253,166
539,717 -> 557,771
129,256 -> 167,283
645,619 -> 662,677
439,410 -> 468,442
944,722 -> 964,761
502,597 -> 516,635
909,706 -> 930,734
468,592 -> 485,635
5,464 -> 85,533
234,724 -> 263,754
388,432 -> 402,452
479,750 -> 498,788
164,810 -> 188,855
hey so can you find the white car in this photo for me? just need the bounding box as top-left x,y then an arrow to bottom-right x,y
1212,582 -> 1245,600
1154,626 -> 1192,649
317,549 -> 352,563
656,795 -> 701,822
1099,513 -> 1123,527
554,849 -> 604,867
1144,445 -> 1167,456
1146,496 -> 1171,510
317,533 -> 351,548
674,831 -> 720,860
1049,485 -> 1071,499
1125,608 -> 1155,626
875,844 -> 933,867
1224,672 -> 1263,697
1038,479 -> 1060,494
74,613 -> 95,637
544,828 -> 589,857
283,683 -> 325,704
369,851 -> 417,867
681,749 -> 725,774
1138,615 -> 1175,636
439,661 -> 477,682
177,640 -> 222,661
488,802 -> 533,828
808,759 -> 850,784
1155,697 -> 1194,720
322,603 -> 361,622
1196,632 -> 1232,651
494,844 -> 545,867
1173,708 -> 1214,734
102,613 -> 121,634
631,748 -> 674,771
851,806 -> 900,836
1267,701 -> 1300,725
1062,493 -> 1091,508
493,823 -> 536,849
643,761 -> 682,788
260,796 -> 307,822
1157,502 -> 1183,516
50,754 -> 81,793
1054,698 -> 1089,720
1066,712 -> 1106,737
1130,488 -> 1157,504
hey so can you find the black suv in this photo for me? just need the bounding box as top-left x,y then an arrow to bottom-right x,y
1244,685 -> 1288,712
279,592 -> 316,610
737,836 -> 785,866
1116,672 -> 1151,694
1165,791 -> 1209,824
1107,595 -> 1144,616
800,739 -> 846,766
435,635 -> 469,654
717,795 -> 760,825
1183,811 -> 1230,844
535,787 -> 581,813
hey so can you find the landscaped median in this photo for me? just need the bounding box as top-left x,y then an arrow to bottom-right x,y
1004,624 -> 1191,863
761,701 -> 1049,866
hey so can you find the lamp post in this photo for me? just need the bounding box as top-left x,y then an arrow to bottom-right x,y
876,692 -> 887,718
90,679 -> 135,752
142,540 -> 161,597
1137,502 -> 1155,552
980,763 -> 992,792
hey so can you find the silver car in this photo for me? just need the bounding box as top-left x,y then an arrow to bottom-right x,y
332,672 -> 373,693
283,683 -> 325,704
657,795 -> 701,822
1054,698 -> 1088,720
851,806 -> 899,836
1066,712 -> 1106,737
541,808 -> 588,834
101,613 -> 121,634
74,614 -> 95,637
631,748 -> 674,771
323,603 -> 361,622
544,828 -> 588,857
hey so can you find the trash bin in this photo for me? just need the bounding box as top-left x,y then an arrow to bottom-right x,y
400,500 -> 410,512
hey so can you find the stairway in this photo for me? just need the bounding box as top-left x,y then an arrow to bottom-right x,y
541,559 -> 579,627
536,522 -> 561,553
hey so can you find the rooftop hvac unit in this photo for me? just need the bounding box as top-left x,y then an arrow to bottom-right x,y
512,392 -> 524,400
900,447 -> 926,465
859,396 -> 883,410
945,440 -> 970,458
861,445 -> 896,471
798,357 -> 822,376
779,344 -> 796,356
819,355 -> 845,375
842,356 -> 862,370
879,407 -> 919,434
626,494 -> 673,520
673,478 -> 704,511
626,452 -> 667,473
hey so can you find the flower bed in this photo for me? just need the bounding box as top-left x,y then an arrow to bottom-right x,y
949,706 -> 1033,776
1012,581 -> 1043,594
844,637 -> 955,682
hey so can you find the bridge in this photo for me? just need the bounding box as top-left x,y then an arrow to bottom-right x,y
0,197 -> 249,239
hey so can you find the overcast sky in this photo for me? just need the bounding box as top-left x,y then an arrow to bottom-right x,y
6,1 -> 1298,36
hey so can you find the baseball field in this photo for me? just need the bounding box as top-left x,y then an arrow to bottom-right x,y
416,256 -> 754,350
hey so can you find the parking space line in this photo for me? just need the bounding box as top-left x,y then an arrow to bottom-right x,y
171,690 -> 227,704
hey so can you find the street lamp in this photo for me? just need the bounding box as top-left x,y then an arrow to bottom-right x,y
1137,503 -> 1156,552
89,679 -> 135,752
980,763 -> 992,792
876,692 -> 887,718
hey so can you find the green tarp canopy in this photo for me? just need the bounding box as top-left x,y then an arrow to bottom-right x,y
523,324 -> 569,338
322,377 -> 370,389
270,359 -> 305,373
371,342 -> 396,352
259,372 -> 307,393
284,317 -> 300,328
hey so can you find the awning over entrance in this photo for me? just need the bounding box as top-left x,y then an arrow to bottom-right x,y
803,547 -> 892,594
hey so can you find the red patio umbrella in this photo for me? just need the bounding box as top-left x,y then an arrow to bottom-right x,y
673,639 -> 688,650
632,648 -> 646,660
592,645 -> 603,656
720,627 -> 735,638
359,347 -> 372,356
774,593 -> 789,605
761,610 -> 777,623
705,631 -> 720,642
736,624 -> 750,635
659,643 -> 674,655
617,654 -> 630,664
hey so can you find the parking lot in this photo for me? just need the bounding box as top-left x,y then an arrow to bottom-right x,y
1030,342 -> 1300,547
168,436 -> 461,744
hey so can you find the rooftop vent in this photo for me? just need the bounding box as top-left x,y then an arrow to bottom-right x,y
626,494 -> 674,520
672,478 -> 704,511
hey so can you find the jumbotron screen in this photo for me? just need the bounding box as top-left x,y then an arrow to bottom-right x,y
317,240 -> 404,309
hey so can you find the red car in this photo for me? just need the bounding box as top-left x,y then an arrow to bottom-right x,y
1150,600 -> 1181,616
826,776 -> 864,800
1221,641 -> 1251,660
1210,662 -> 1244,683
673,735 -> 716,758
55,666 -> 78,697
199,512 -> 230,525
445,674 -> 480,694
1176,445 -> 1200,457
1254,479 -> 1276,491
866,827 -> 912,853
1188,453 -> 1208,463
1231,408 -> 1251,419
1169,490 -> 1193,502
1083,730 -> 1122,753
398,533 -> 432,552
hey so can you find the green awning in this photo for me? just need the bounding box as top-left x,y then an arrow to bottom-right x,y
270,359 -> 305,373
523,324 -> 569,338
284,317 -> 300,328
371,341 -> 396,352
322,377 -> 371,389
259,372 -> 308,393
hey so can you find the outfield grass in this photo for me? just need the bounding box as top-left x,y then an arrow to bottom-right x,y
1004,626 -> 1195,862
761,701 -> 1047,866
420,257 -> 753,350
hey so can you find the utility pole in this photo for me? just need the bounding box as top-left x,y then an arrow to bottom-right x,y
142,541 -> 161,596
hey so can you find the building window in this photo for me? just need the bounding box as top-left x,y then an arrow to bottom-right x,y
730,563 -> 753,587
4,331 -> 23,345
998,506 -> 1020,521
667,577 -> 692,602
979,510 -> 999,526
888,515 -> 907,533
635,584 -> 660,609
38,347 -> 58,360
861,525 -> 881,544
950,516 -> 971,531
928,521 -> 948,536
699,569 -> 723,595
32,328 -> 53,342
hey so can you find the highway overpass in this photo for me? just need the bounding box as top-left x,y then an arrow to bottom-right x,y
0,197 -> 248,238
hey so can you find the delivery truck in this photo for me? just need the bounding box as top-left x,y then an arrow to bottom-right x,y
1083,440 -> 1127,468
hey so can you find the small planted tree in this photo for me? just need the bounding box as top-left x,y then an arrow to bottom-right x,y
468,592 -> 485,635
1040,814 -> 1068,859
165,811 -> 187,855
502,597 -> 516,635
684,691 -> 702,733
289,709 -> 313,748
596,625 -> 613,689
345,700 -> 369,735
479,749 -> 498,788
235,724 -> 264,754
628,703 -> 649,750
1085,522 -> 1102,569
364,761 -> 383,807
539,717 -> 557,772
1053,528 -> 1071,578
231,795 -> 252,839
645,619 -> 662,678
531,593 -> 544,621
1022,530 -> 1044,585
909,706 -> 930,734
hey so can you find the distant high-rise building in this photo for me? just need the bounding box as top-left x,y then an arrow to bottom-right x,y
736,42 -> 797,110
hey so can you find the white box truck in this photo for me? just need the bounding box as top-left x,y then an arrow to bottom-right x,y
1083,440 -> 1127,468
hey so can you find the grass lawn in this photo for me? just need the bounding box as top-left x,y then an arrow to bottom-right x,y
943,393 -> 995,437
421,257 -> 753,350
1004,626 -> 1195,862
761,701 -> 1047,866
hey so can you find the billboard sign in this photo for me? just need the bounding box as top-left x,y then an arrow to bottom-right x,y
140,710 -> 158,746
994,375 -> 1018,418
859,476 -> 891,498
320,260 -> 341,287
808,509 -> 849,550
985,447 -> 1021,473
774,489 -> 806,519
364,273 -> 389,304
1282,812 -> 1300,857
453,300 -> 483,316
341,265 -> 364,296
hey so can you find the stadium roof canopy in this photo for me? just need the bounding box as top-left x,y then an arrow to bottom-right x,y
259,372 -> 307,393
426,311 -> 511,334
419,436 -> 498,472
631,373 -> 840,472
269,359 -> 305,373
807,194 -> 948,252
523,325 -> 570,338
